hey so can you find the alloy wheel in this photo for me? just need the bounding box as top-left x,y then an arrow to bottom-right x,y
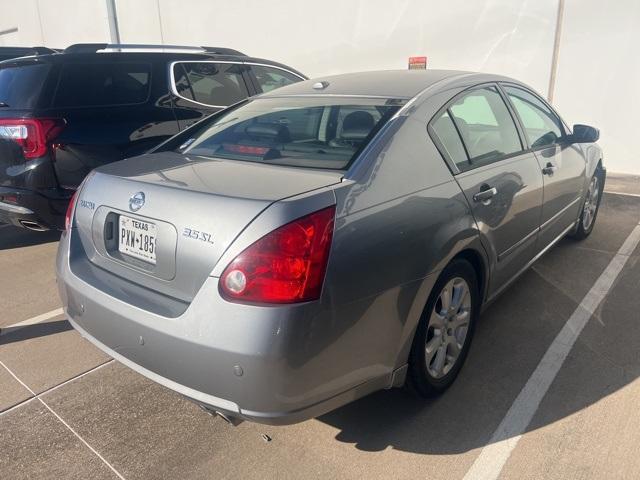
425,277 -> 471,379
582,175 -> 600,231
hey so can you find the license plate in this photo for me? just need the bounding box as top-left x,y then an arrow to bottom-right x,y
118,215 -> 157,264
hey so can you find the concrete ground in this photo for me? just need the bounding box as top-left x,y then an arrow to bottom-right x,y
1,184 -> 640,479
604,172 -> 640,196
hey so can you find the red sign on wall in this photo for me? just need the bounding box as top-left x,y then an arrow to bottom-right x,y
408,56 -> 427,70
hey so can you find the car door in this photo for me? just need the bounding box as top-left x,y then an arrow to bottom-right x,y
430,85 -> 544,297
501,84 -> 586,250
170,61 -> 254,130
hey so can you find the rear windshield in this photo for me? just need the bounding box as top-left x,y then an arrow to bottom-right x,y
0,63 -> 50,109
179,97 -> 402,170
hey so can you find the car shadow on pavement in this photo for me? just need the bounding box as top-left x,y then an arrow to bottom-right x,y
0,225 -> 61,250
0,320 -> 72,346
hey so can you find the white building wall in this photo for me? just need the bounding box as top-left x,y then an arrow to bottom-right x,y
146,0 -> 558,97
0,0 -> 110,47
0,0 -> 638,174
0,0 -> 44,45
115,0 -> 163,44
553,0 -> 640,175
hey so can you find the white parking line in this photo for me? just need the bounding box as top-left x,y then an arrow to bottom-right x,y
1,308 -> 64,336
0,359 -> 125,480
604,190 -> 640,198
463,222 -> 640,480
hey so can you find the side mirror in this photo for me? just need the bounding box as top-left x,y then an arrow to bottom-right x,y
569,124 -> 599,143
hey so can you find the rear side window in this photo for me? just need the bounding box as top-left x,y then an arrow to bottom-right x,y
0,63 -> 51,109
179,97 -> 401,170
430,110 -> 468,170
172,62 -> 249,107
503,85 -> 564,148
251,65 -> 301,93
54,63 -> 151,107
431,86 -> 523,172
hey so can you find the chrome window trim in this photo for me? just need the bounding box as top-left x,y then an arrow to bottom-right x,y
499,82 -> 569,141
427,82 -> 527,174
168,60 -> 305,108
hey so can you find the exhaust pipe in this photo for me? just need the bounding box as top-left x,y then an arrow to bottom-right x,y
215,410 -> 244,426
19,220 -> 49,232
198,404 -> 244,426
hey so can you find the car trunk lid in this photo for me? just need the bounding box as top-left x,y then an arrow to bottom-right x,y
72,151 -> 342,303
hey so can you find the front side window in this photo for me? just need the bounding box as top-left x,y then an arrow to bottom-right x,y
251,65 -> 302,93
178,97 -> 402,170
503,85 -> 564,148
54,63 -> 150,107
448,86 -> 522,168
173,62 -> 249,107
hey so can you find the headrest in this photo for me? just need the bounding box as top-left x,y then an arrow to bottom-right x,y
340,128 -> 371,141
245,123 -> 291,143
343,111 -> 375,132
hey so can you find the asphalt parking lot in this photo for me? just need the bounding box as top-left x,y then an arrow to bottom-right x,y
1,177 -> 640,480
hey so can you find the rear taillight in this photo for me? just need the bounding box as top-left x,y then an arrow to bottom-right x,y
64,171 -> 95,231
65,191 -> 78,231
0,118 -> 65,159
220,206 -> 336,304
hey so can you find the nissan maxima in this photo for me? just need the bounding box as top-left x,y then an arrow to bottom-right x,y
56,70 -> 604,425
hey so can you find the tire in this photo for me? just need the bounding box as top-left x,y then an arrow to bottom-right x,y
570,168 -> 604,240
408,258 -> 480,398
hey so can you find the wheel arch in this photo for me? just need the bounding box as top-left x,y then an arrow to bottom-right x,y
583,143 -> 604,180
392,243 -> 490,375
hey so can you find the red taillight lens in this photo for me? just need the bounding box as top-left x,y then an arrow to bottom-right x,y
65,191 -> 78,231
0,118 -> 65,159
220,206 -> 336,304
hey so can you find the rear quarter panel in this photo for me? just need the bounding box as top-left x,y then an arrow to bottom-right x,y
304,109 -> 486,389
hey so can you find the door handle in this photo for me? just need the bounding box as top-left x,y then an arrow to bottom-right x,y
473,186 -> 498,203
542,162 -> 556,176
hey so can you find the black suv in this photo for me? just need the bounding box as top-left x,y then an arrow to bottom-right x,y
0,43 -> 305,231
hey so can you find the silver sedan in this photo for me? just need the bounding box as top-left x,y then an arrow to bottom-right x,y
56,70 -> 604,425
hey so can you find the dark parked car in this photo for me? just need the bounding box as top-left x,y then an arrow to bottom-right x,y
57,70 -> 604,425
0,43 -> 305,231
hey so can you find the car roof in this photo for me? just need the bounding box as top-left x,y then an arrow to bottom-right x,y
259,69 -> 479,100
0,49 -> 306,78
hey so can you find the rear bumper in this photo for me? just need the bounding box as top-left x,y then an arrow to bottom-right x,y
66,316 -> 388,425
0,186 -> 69,230
56,230 -> 393,425
0,148 -> 64,230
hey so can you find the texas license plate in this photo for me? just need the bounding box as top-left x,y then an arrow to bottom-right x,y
118,215 -> 157,264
